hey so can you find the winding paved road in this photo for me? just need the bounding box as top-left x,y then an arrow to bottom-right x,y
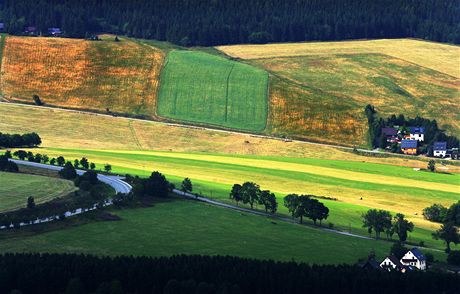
10,159 -> 132,194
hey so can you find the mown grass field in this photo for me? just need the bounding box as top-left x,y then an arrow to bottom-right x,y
158,50 -> 268,131
0,171 -> 76,213
4,103 -> 457,171
0,199 -> 405,264
17,146 -> 457,251
218,39 -> 460,145
1,35 -> 164,116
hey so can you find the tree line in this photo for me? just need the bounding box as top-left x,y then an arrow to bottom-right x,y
1,253 -> 459,294
1,0 -> 459,46
0,132 -> 41,148
364,105 -> 459,151
362,209 -> 414,242
423,201 -> 460,253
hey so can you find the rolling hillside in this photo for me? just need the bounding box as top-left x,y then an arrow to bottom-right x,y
0,35 -> 164,117
2,104 -> 459,251
219,39 -> 460,145
158,50 -> 268,131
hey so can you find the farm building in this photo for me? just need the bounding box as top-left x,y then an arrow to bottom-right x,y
409,127 -> 425,142
401,140 -> 418,155
433,142 -> 447,157
382,127 -> 398,143
400,248 -> 426,270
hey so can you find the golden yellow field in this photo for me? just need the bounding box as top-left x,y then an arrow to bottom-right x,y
1,35 -> 164,116
218,39 -> 460,77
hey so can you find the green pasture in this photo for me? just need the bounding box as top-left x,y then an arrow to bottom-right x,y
158,50 -> 268,131
0,199 -> 402,264
33,147 -> 460,251
0,171 -> 77,213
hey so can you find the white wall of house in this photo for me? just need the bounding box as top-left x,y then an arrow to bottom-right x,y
400,251 -> 426,270
433,150 -> 446,157
410,133 -> 424,142
380,258 -> 397,271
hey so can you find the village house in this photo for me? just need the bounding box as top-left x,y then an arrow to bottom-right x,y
24,26 -> 37,36
380,255 -> 407,272
433,141 -> 447,158
48,27 -> 62,37
382,127 -> 398,143
400,248 -> 427,270
409,127 -> 425,142
401,139 -> 418,155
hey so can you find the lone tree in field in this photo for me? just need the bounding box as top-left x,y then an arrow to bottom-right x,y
433,222 -> 460,253
362,209 -> 392,239
32,94 -> 43,106
392,213 -> 414,242
181,178 -> 193,195
229,184 -> 243,206
27,196 -> 35,209
428,160 -> 436,172
104,164 -> 112,173
259,190 -> 277,213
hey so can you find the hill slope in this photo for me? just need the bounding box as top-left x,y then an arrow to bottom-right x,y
1,35 -> 164,117
219,39 -> 460,145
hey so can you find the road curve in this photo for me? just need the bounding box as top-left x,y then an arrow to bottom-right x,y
10,159 -> 132,194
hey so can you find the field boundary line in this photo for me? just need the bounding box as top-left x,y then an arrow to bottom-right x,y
224,63 -> 235,122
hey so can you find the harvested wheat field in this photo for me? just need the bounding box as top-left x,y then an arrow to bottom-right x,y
218,39 -> 460,77
1,35 -> 164,116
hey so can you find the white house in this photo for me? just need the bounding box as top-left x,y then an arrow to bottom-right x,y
400,248 -> 426,270
433,142 -> 447,158
380,255 -> 406,272
409,127 -> 425,142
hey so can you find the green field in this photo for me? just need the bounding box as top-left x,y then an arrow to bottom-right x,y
0,171 -> 77,213
158,50 -> 268,131
0,199 -> 400,264
29,147 -> 460,251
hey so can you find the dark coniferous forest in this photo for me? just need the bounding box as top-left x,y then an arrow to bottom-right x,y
1,253 -> 460,294
0,0 -> 459,46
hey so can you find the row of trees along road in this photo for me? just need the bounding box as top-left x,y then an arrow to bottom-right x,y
284,194 -> 329,225
229,182 -> 278,213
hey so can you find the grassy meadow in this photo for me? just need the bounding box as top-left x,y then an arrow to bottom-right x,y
158,50 -> 268,131
0,199 -> 412,264
1,35 -> 164,116
0,171 -> 76,213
